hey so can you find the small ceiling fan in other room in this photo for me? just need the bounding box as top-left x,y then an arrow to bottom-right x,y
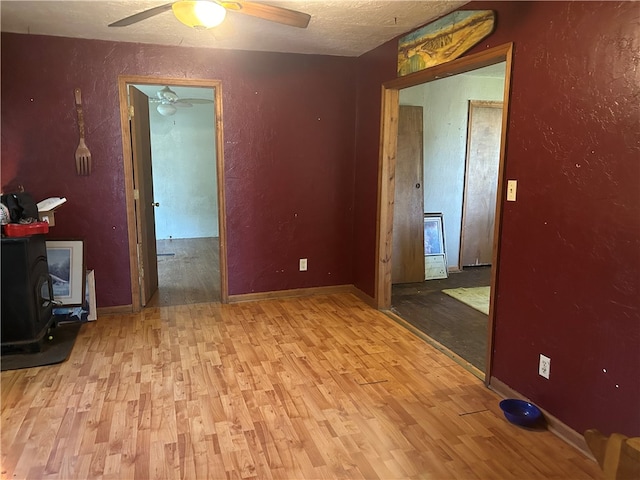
151,86 -> 213,116
108,1 -> 311,30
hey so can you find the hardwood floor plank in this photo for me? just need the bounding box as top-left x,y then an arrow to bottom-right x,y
1,294 -> 602,479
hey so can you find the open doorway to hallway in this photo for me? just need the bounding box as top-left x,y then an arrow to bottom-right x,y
117,76 -> 228,311
391,63 -> 505,376
376,44 -> 514,383
133,84 -> 220,307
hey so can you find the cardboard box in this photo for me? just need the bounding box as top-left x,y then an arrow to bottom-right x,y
37,197 -> 67,226
38,210 -> 56,225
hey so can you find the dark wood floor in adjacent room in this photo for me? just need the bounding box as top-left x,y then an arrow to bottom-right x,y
392,266 -> 492,374
147,237 -> 220,307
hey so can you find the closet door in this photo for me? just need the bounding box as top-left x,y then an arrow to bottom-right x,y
392,105 -> 425,284
460,101 -> 502,267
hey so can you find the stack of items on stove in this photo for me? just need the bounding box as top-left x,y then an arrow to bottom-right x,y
0,192 -> 49,237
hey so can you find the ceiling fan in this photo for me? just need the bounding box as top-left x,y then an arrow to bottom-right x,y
109,1 -> 311,30
151,86 -> 213,116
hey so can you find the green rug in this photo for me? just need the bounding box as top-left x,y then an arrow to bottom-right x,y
442,286 -> 490,315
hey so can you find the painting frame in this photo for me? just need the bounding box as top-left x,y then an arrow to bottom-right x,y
397,10 -> 496,76
425,254 -> 448,280
46,240 -> 85,306
86,269 -> 97,321
424,213 -> 445,256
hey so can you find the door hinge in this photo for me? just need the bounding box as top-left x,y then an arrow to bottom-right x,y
128,105 -> 134,118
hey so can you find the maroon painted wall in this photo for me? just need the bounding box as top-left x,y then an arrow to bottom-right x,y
353,1 -> 639,436
352,40 -> 399,298
1,34 -> 356,305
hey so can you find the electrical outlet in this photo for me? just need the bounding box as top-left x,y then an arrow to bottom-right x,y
539,354 -> 551,379
299,258 -> 308,271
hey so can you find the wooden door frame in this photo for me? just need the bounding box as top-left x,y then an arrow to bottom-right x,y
117,75 -> 229,311
375,43 -> 513,383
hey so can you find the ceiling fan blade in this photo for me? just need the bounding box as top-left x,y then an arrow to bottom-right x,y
233,1 -> 310,28
182,98 -> 214,104
174,101 -> 193,108
108,3 -> 174,27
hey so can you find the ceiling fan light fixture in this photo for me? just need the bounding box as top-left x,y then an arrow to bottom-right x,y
157,86 -> 179,101
172,1 -> 227,29
157,103 -> 177,116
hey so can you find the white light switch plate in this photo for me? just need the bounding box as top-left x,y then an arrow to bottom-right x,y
507,180 -> 517,201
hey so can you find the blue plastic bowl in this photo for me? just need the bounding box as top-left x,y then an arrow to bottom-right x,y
499,399 -> 543,427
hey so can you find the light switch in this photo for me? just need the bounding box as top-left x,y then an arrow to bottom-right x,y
507,180 -> 517,201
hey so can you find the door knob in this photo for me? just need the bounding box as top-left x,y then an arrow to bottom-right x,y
152,202 -> 160,207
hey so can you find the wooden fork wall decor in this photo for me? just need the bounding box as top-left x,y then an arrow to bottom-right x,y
74,88 -> 92,176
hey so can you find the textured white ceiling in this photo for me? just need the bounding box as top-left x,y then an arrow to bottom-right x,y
1,1 -> 468,57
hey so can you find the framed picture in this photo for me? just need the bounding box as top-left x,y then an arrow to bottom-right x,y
425,254 -> 448,280
46,240 -> 85,306
397,10 -> 495,76
86,269 -> 97,321
424,213 -> 445,256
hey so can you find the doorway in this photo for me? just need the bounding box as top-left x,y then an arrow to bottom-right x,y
376,44 -> 513,383
390,66 -> 505,376
117,75 -> 228,311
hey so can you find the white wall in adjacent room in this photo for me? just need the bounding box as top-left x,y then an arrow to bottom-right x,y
147,91 -> 218,240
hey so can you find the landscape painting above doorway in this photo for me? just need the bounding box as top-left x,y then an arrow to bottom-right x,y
397,10 -> 495,76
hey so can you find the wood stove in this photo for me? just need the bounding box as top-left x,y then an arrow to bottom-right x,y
1,234 -> 55,351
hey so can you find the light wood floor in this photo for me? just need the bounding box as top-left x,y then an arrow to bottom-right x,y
147,238 -> 220,307
1,294 -> 601,479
